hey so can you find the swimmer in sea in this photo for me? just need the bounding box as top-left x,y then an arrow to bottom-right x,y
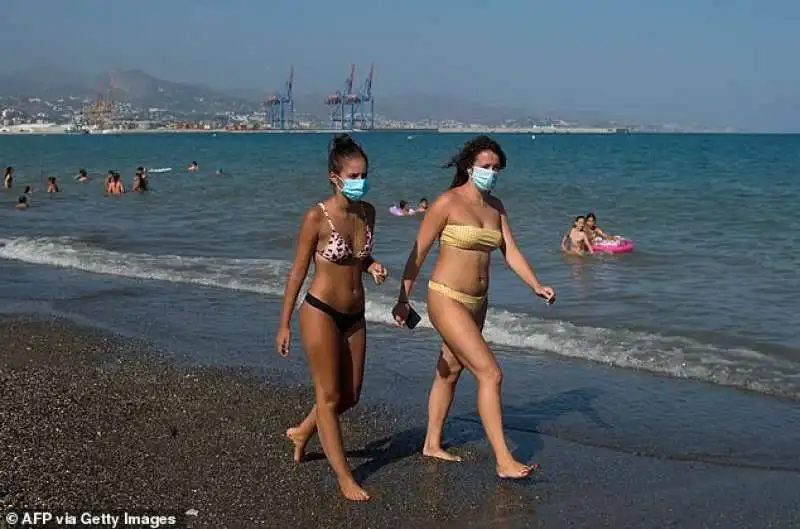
561,216 -> 595,255
4,167 -> 13,190
104,171 -> 114,193
23,186 -> 31,195
107,172 -> 124,195
76,168 -> 89,182
397,200 -> 412,215
132,168 -> 148,192
187,161 -> 199,172
415,197 -> 429,213
16,195 -> 27,210
46,177 -> 59,193
585,212 -> 615,242
392,135 -> 555,479
276,133 -> 388,502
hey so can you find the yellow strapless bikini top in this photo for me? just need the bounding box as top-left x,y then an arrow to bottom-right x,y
440,224 -> 503,252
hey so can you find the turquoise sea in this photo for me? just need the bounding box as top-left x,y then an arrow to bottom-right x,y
1,131 -> 799,478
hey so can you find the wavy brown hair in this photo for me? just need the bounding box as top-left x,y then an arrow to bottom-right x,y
444,135 -> 507,189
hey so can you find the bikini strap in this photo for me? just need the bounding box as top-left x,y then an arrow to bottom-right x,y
317,202 -> 336,231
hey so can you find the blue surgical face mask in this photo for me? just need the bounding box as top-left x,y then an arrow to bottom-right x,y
337,176 -> 369,201
470,166 -> 498,192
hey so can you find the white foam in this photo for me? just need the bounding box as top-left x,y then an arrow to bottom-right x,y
1,236 -> 797,399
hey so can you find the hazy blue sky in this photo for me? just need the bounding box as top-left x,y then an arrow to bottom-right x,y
1,0 -> 798,131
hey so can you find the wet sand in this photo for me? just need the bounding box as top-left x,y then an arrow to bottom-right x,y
2,315 -> 799,529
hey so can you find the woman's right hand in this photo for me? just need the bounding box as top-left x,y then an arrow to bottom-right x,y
534,286 -> 556,305
275,325 -> 291,357
392,302 -> 410,327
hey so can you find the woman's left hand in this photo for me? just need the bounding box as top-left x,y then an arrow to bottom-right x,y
535,285 -> 556,304
368,261 -> 388,284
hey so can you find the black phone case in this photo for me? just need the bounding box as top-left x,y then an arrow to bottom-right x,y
406,307 -> 421,329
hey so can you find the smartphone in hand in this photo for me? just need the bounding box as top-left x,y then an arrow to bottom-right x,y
405,306 -> 421,329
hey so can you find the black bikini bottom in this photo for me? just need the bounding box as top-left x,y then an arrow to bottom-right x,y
304,293 -> 365,333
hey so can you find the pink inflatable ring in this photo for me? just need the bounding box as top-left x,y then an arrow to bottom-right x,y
592,238 -> 635,254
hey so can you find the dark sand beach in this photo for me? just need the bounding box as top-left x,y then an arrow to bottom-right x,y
2,315 -> 799,529
0,316 -> 538,529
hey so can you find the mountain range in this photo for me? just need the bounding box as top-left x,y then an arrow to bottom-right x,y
0,68 -> 622,126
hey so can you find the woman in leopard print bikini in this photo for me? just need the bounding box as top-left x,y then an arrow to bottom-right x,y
276,134 -> 388,501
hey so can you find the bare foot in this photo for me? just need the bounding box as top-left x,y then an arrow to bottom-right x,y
496,460 -> 539,479
423,446 -> 462,462
338,479 -> 370,501
286,427 -> 311,463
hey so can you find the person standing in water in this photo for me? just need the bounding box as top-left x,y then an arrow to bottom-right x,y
392,135 -> 555,479
4,167 -> 13,190
46,177 -> 59,193
104,171 -> 114,193
584,212 -> 615,242
561,216 -> 595,255
276,134 -> 388,502
132,168 -> 148,192
107,172 -> 124,195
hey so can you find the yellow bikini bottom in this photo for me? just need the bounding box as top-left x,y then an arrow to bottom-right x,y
428,280 -> 486,311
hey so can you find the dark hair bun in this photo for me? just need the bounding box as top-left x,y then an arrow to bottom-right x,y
328,133 -> 368,174
332,133 -> 355,148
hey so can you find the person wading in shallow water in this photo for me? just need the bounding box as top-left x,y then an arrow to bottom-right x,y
4,167 -> 13,190
392,135 -> 555,480
276,133 -> 388,502
561,216 -> 595,255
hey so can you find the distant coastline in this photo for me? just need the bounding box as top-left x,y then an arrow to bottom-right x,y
3,124 -> 774,136
0,124 -> 632,136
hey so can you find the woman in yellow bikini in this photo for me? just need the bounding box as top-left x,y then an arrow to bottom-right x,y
392,135 -> 555,479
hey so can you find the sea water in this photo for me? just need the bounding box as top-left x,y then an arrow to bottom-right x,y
1,131 -> 799,472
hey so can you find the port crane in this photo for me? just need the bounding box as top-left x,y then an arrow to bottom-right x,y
325,64 -> 355,130
347,64 -> 374,130
264,66 -> 295,129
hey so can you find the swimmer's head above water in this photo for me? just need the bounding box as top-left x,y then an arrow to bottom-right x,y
444,135 -> 507,192
327,133 -> 369,202
585,212 -> 597,229
573,215 -> 586,230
